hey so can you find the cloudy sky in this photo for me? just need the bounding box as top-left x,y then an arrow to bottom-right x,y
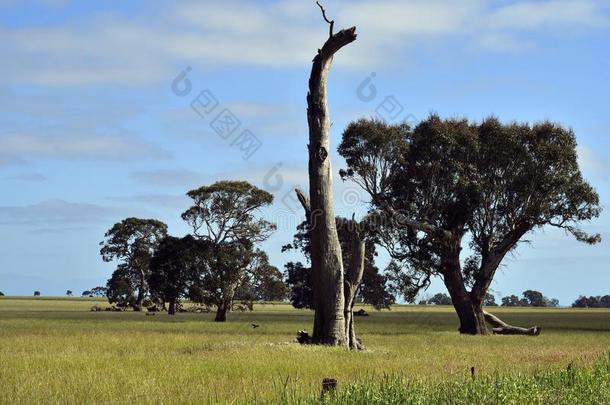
1,0 -> 609,304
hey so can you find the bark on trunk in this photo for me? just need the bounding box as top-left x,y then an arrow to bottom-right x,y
168,298 -> 176,316
305,17 -> 357,346
134,293 -> 143,312
344,228 -> 365,350
215,303 -> 229,322
134,269 -> 146,312
440,239 -> 488,335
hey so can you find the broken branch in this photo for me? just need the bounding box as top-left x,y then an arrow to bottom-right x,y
316,1 -> 334,37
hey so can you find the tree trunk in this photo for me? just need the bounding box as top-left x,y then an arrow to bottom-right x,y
306,20 -> 357,346
344,227 -> 366,349
215,297 -> 231,322
440,240 -> 488,335
134,269 -> 146,312
168,298 -> 176,316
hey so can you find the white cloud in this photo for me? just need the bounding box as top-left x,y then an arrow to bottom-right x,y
0,133 -> 170,161
131,169 -> 207,188
111,193 -> 191,209
0,199 -> 124,227
0,0 -> 607,86
486,0 -> 609,31
3,172 -> 47,182
0,88 -> 169,165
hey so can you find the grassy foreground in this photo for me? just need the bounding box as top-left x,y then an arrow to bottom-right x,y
1,297 -> 609,404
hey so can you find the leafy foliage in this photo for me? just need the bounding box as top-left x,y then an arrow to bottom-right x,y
428,293 -> 452,306
572,295 -> 610,308
100,218 -> 168,310
182,181 -> 275,244
284,261 -> 313,309
182,181 -> 276,321
501,290 -> 559,307
283,217 -> 395,310
339,115 -> 601,330
148,235 -> 209,313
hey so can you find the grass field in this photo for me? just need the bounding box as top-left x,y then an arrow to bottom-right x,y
1,297 -> 609,404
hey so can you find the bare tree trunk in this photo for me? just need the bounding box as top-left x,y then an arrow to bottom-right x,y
305,7 -> 357,346
344,228 -> 365,349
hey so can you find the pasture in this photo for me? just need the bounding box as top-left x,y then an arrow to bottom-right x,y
0,297 -> 609,404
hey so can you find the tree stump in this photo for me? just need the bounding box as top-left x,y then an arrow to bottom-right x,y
321,378 -> 337,397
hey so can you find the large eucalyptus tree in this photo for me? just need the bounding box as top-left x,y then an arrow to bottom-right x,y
339,116 -> 601,335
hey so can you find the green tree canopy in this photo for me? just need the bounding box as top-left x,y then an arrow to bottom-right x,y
100,218 -> 168,311
339,116 -> 601,334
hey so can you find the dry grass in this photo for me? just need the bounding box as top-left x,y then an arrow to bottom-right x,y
1,297 -> 609,403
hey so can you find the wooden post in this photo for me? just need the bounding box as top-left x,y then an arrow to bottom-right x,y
321,378 -> 337,397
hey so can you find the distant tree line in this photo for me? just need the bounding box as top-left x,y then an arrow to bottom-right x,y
419,293 -> 499,306
100,181 -> 286,321
417,290 -> 562,308
500,290 -> 559,307
81,287 -> 107,297
572,295 -> 610,308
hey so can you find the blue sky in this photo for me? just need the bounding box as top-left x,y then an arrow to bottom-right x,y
0,0 -> 608,305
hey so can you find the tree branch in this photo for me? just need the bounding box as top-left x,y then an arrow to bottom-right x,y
295,188 -> 311,219
374,196 -> 453,240
483,311 -> 540,336
316,1 -> 334,37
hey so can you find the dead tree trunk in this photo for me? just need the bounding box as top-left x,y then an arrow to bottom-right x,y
304,3 -> 357,346
483,311 -> 540,336
344,222 -> 365,349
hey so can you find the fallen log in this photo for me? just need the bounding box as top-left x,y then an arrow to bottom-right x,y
483,310 -> 540,336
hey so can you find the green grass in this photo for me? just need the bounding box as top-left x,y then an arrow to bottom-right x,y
1,297 -> 609,404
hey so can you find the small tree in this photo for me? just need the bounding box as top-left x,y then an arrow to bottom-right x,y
66,290 -> 73,297
522,290 -> 546,307
100,218 -> 168,311
285,262 -> 313,309
245,260 -> 289,302
429,293 -> 452,305
483,293 -> 498,307
234,256 -> 288,308
190,244 -> 265,321
90,286 -> 107,297
149,236 -> 206,315
501,295 -> 521,307
34,291 -> 41,297
106,264 -> 137,309
0,291 -> 4,297
182,181 -> 275,322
